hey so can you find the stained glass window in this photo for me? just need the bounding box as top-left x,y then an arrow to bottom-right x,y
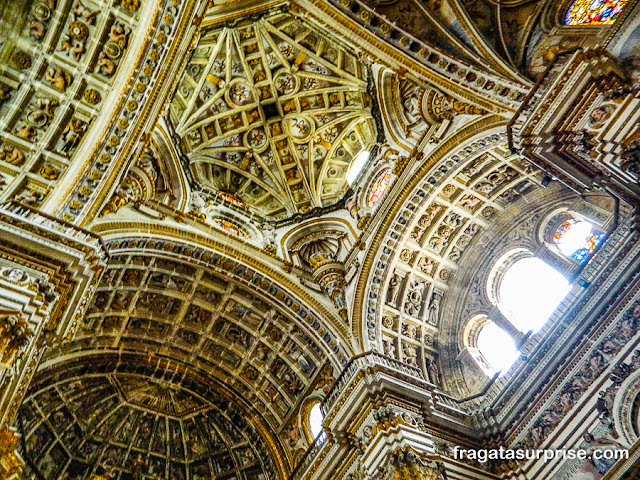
554,220 -> 605,263
367,170 -> 392,207
212,218 -> 249,239
565,0 -> 628,26
215,191 -> 247,209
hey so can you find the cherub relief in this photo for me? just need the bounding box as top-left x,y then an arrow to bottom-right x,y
0,144 -> 25,165
44,66 -> 71,91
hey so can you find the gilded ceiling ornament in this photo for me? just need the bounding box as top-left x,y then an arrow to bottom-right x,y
69,21 -> 89,40
0,84 -> 12,106
0,314 -> 32,366
11,51 -> 32,70
44,66 -> 72,91
424,89 -> 485,123
39,164 -> 60,180
0,428 -> 24,478
171,12 -> 376,221
120,0 -> 140,11
0,144 -> 25,166
83,88 -> 101,104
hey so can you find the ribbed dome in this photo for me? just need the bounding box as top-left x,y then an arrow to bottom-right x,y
170,11 -> 376,221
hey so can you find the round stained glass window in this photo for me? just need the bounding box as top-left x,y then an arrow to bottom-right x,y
565,0 -> 628,26
212,218 -> 249,239
367,170 -> 392,207
554,220 -> 605,263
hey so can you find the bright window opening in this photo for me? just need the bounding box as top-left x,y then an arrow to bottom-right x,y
477,323 -> 519,375
347,150 -> 370,185
499,257 -> 570,333
554,220 -> 605,263
565,0 -> 628,26
309,403 -> 325,442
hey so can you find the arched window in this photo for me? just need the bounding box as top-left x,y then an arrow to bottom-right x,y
211,218 -> 249,239
565,0 -> 628,26
477,323 -> 519,375
367,169 -> 392,207
347,150 -> 371,185
465,317 -> 519,376
554,220 -> 605,263
308,402 -> 326,443
499,257 -> 570,333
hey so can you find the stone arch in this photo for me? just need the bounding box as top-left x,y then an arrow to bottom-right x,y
22,352 -> 288,479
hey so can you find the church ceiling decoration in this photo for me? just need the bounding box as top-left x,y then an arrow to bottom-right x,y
0,0 -> 140,209
170,11 -> 376,221
456,0 -> 543,72
19,358 -> 280,480
52,0 -> 204,225
378,142 -> 542,382
45,245 -> 341,432
308,0 -> 530,110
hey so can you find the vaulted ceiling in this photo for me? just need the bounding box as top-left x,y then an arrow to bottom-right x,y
5,0 -> 633,478
170,11 -> 376,221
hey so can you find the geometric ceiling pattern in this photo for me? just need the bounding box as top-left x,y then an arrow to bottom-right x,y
19,367 -> 275,480
18,246 -> 341,478
55,252 -> 329,429
0,0 -> 139,207
170,12 -> 376,221
378,141 -> 543,376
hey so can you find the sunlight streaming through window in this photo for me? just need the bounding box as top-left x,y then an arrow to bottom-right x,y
347,150 -> 370,185
500,258 -> 570,333
477,323 -> 519,374
309,403 -> 325,441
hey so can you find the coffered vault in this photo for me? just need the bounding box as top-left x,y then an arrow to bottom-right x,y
1,0 -> 640,479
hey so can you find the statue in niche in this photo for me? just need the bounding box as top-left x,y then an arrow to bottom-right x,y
426,358 -> 441,386
344,189 -> 364,223
427,291 -> 442,326
262,224 -> 277,253
0,314 -> 32,366
386,273 -> 401,305
383,339 -> 396,358
402,342 -> 418,367
189,190 -> 208,213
